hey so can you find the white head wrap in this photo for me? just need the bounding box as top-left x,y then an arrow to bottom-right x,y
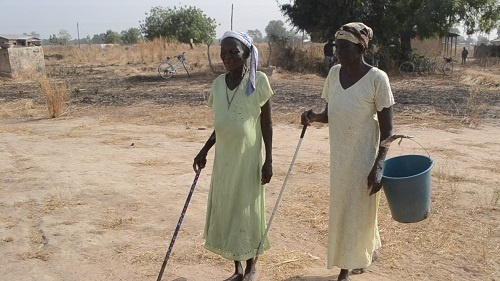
335,22 -> 373,49
221,31 -> 258,95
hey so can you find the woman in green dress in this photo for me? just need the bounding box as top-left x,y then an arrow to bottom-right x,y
193,31 -> 274,281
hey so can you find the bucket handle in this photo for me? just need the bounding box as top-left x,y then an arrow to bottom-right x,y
381,134 -> 431,160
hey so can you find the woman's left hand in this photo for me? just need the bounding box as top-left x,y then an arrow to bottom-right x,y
261,160 -> 273,185
367,163 -> 383,195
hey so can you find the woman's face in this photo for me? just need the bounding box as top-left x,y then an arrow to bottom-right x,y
335,38 -> 363,66
220,38 -> 249,72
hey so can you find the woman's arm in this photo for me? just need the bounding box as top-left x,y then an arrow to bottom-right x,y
301,103 -> 329,125
260,100 -> 273,184
368,106 -> 394,195
192,130 -> 216,172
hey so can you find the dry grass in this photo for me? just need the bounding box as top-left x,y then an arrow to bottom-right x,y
38,77 -> 69,118
461,85 -> 488,128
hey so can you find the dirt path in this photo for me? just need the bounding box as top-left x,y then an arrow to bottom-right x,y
1,105 -> 499,280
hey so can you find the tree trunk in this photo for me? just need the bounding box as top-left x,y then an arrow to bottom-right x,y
266,42 -> 272,67
207,43 -> 215,72
400,32 -> 412,61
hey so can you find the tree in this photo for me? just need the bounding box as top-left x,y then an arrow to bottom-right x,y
264,20 -> 290,42
121,28 -> 142,44
280,0 -> 500,60
58,29 -> 72,45
477,34 -> 489,45
247,29 -> 264,43
91,33 -> 106,44
104,30 -> 121,44
140,5 -> 217,48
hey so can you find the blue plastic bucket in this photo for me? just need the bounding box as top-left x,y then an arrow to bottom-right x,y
382,154 -> 434,223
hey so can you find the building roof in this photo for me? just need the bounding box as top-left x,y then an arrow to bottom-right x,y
0,34 -> 41,40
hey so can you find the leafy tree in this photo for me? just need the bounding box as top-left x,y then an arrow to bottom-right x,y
84,35 -> 92,45
49,34 -> 59,45
477,34 -> 489,45
58,29 -> 72,45
91,33 -> 106,44
141,5 -> 217,48
265,20 -> 290,42
280,0 -> 500,61
121,28 -> 142,44
247,29 -> 264,43
104,30 -> 121,44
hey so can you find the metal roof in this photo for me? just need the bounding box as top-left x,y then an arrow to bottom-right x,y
0,34 -> 41,40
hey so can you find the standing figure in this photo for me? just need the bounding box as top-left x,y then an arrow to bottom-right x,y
301,22 -> 395,281
193,30 -> 274,281
461,47 -> 469,65
324,39 -> 336,69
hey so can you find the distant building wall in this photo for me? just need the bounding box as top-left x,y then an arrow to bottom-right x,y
0,46 -> 45,78
411,37 -> 442,57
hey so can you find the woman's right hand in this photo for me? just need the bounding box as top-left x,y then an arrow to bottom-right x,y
193,149 -> 208,172
301,109 -> 313,126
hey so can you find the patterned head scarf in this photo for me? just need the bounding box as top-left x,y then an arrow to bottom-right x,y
221,31 -> 259,95
335,22 -> 373,49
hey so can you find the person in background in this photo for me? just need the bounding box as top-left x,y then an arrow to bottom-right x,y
301,22 -> 395,281
324,39 -> 336,70
461,47 -> 469,65
193,30 -> 274,281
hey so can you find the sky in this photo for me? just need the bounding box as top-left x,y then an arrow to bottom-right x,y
0,0 -> 291,40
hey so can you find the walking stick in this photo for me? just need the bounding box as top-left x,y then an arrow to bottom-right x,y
156,167 -> 202,281
255,125 -> 307,260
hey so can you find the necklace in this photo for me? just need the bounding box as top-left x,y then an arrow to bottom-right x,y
225,72 -> 245,110
225,85 -> 237,109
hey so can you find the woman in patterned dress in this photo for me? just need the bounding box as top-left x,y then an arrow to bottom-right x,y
193,31 -> 274,281
301,22 -> 395,281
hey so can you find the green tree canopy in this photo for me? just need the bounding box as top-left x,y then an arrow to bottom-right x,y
265,20 -> 291,42
104,30 -> 121,44
141,5 -> 217,48
280,0 -> 500,60
121,28 -> 142,45
247,29 -> 264,43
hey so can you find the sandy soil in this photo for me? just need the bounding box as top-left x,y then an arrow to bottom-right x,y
1,60 -> 499,281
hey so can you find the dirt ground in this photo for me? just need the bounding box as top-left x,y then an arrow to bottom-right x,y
1,59 -> 499,281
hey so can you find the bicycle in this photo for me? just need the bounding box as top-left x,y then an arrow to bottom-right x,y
158,52 -> 190,79
399,53 -> 428,76
427,57 -> 453,76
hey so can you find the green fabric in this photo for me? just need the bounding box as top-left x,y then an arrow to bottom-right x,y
204,71 -> 273,261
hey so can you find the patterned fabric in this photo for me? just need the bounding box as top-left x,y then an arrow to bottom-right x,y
221,31 -> 259,95
204,71 -> 273,261
321,65 -> 394,269
335,22 -> 373,49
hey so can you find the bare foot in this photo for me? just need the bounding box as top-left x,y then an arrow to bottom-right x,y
224,273 -> 243,281
242,269 -> 257,281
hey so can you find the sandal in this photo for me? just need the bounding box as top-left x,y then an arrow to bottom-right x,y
351,268 -> 366,274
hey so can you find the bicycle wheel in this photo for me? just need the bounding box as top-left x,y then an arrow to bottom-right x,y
442,62 -> 453,75
428,62 -> 437,75
418,61 -> 428,75
399,61 -> 415,76
158,61 -> 175,79
181,62 -> 191,77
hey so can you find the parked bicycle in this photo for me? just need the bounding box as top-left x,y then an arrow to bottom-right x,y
158,52 -> 190,79
399,53 -> 428,76
427,57 -> 453,76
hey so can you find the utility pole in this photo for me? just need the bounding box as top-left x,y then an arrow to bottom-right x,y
231,4 -> 233,31
77,22 -> 81,48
